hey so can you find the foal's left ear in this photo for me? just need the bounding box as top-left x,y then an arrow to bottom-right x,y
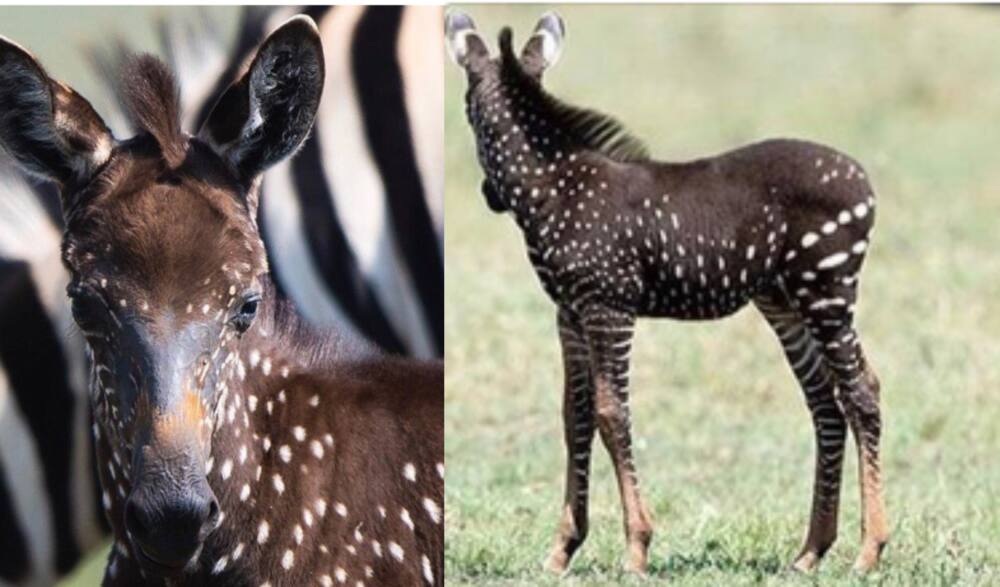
0,36 -> 113,189
198,15 -> 324,187
521,12 -> 565,76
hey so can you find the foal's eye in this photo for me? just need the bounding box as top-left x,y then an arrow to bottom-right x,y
231,294 -> 261,334
67,285 -> 106,330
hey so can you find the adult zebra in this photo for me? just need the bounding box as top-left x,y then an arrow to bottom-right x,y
0,6 -> 442,585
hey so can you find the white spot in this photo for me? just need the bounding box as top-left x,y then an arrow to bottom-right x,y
279,445 -> 292,463
212,556 -> 228,574
281,549 -> 294,570
292,426 -> 306,441
335,502 -> 347,517
293,524 -> 303,544
389,541 -> 405,561
220,459 -> 233,480
401,508 -> 414,531
308,394 -> 319,407
821,221 -> 837,235
310,440 -> 324,459
232,543 -> 244,560
262,358 -> 272,376
817,252 -> 850,270
335,567 -> 347,583
852,240 -> 868,254
422,554 -> 434,584
436,463 -> 444,479
403,463 -> 417,482
240,484 -> 250,502
249,350 -> 261,368
801,233 -> 820,248
257,521 -> 270,544
315,498 -> 327,517
423,498 -> 441,524
303,508 -> 314,527
854,203 -> 869,218
273,474 -> 285,494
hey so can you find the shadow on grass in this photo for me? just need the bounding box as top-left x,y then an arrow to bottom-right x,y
647,540 -> 787,580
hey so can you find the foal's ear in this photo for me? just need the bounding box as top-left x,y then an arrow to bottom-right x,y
445,10 -> 490,71
0,36 -> 112,188
198,15 -> 324,186
521,12 -> 565,76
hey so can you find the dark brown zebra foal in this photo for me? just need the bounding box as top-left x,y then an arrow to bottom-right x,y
447,11 -> 887,577
0,16 -> 442,587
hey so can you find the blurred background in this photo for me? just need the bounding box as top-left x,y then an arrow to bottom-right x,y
0,6 -> 442,585
445,5 -> 1000,586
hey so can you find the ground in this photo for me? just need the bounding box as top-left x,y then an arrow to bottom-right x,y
445,5 -> 1000,586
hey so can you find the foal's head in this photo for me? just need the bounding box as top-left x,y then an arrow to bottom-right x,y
446,10 -> 565,86
0,16 -> 323,576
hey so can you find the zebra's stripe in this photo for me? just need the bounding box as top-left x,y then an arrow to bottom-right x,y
0,402 -> 30,586
352,7 -> 443,355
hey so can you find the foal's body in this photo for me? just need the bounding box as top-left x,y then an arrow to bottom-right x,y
449,11 -> 887,577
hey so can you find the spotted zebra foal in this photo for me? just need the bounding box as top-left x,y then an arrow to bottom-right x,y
0,16 -> 443,587
447,11 -> 887,577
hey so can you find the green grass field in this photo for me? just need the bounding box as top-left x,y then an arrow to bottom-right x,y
444,5 -> 1000,586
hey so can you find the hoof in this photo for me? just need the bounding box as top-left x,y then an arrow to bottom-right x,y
851,536 -> 887,573
624,550 -> 649,577
543,550 -> 570,576
790,551 -> 821,573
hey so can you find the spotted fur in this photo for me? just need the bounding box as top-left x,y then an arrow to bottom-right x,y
0,15 -> 443,587
448,10 -> 888,575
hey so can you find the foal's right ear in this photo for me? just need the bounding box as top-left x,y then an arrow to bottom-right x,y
0,36 -> 113,188
198,15 -> 324,187
445,10 -> 490,71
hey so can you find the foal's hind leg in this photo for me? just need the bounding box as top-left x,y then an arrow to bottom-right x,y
791,279 -> 889,572
755,286 -> 847,572
545,308 -> 597,574
581,308 -> 653,575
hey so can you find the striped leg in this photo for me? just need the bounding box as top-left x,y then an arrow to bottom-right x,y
581,308 -> 652,575
794,284 -> 889,572
545,309 -> 596,574
755,287 -> 846,572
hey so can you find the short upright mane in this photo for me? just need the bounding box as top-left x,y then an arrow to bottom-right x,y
497,28 -> 649,164
120,54 -> 186,167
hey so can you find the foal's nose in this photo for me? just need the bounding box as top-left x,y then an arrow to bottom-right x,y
125,480 -> 220,570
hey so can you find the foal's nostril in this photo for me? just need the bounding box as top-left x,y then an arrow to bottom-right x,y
201,496 -> 221,539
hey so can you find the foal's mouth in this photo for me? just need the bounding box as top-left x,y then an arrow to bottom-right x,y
132,540 -> 203,577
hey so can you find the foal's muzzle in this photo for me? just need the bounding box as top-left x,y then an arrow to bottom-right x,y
125,474 -> 220,573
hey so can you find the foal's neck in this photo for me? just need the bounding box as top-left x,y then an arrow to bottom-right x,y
207,305 -> 335,525
471,80 -> 591,228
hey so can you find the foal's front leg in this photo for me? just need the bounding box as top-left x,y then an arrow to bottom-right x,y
582,308 -> 653,574
546,308 -> 597,574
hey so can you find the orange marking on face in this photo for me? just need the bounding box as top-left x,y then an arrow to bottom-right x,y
153,389 -> 206,445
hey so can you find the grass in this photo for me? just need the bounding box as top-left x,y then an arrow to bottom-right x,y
444,5 -> 1000,586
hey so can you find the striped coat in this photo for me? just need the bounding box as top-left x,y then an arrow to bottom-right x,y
0,6 -> 442,585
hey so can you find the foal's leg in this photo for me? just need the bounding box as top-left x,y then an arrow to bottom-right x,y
755,286 -> 847,572
795,282 -> 889,572
581,308 -> 653,574
545,308 -> 597,573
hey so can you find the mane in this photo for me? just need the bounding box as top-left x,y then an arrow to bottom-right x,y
497,28 -> 650,164
119,54 -> 187,167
